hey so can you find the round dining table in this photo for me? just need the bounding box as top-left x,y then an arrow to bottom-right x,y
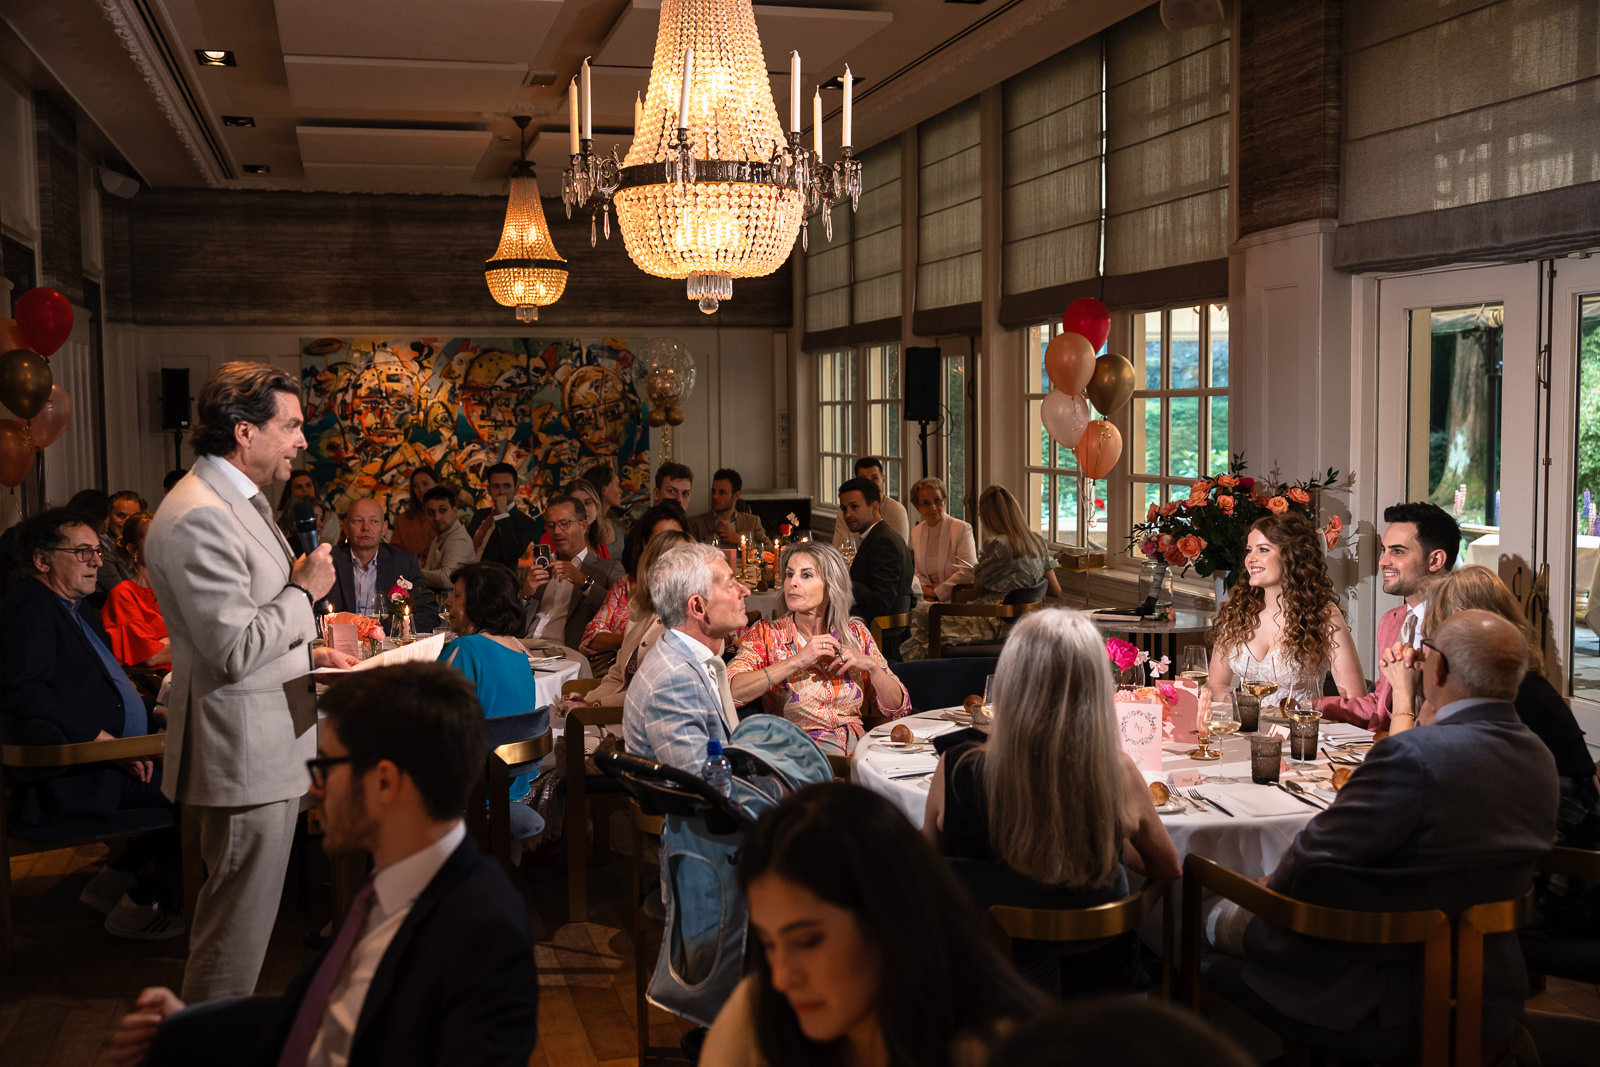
1088,608 -> 1213,666
854,709 -> 1372,881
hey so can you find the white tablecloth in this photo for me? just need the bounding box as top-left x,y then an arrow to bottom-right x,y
855,711 -> 1368,882
1464,532 -> 1600,590
744,587 -> 784,620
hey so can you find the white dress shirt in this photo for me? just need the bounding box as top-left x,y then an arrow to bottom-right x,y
531,547 -> 588,640
350,552 -> 380,615
306,819 -> 467,1067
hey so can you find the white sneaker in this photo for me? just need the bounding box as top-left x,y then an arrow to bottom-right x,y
78,867 -> 140,915
104,893 -> 186,941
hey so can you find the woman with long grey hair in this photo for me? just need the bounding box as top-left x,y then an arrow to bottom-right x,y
923,608 -> 1180,993
729,542 -> 910,755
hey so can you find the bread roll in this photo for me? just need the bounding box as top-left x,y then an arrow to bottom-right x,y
1149,781 -> 1171,806
890,723 -> 914,745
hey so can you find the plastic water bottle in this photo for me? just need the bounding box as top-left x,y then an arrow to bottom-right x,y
701,738 -> 733,798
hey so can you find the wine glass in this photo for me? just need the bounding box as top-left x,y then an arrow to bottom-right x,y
1189,691 -> 1238,761
1179,646 -> 1209,689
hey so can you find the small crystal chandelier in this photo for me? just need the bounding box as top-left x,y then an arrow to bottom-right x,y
485,115 -> 568,323
562,0 -> 861,314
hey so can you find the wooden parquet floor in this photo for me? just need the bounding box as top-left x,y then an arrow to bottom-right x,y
2,830 -> 1597,1065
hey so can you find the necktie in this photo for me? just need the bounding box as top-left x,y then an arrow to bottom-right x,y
251,493 -> 296,566
277,879 -> 377,1067
1399,609 -> 1419,647
706,655 -> 739,735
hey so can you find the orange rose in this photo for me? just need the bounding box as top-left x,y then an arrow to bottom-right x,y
1164,546 -> 1188,567
1327,514 -> 1344,532
1266,495 -> 1289,514
1287,486 -> 1311,505
1217,494 -> 1234,515
1176,534 -> 1206,560
1215,474 -> 1238,488
1325,527 -> 1340,550
1159,501 -> 1179,517
1158,532 -> 1176,550
1145,502 -> 1159,522
1187,482 -> 1211,505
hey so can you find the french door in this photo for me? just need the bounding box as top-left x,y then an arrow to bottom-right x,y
1375,258 -> 1600,751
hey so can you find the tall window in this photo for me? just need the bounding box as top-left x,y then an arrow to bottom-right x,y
1025,321 -> 1108,549
1129,304 -> 1230,515
816,343 -> 904,504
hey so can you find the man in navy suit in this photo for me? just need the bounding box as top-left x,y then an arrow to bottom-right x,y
111,662 -> 539,1067
0,507 -> 180,937
328,498 -> 439,632
1212,610 -> 1558,1039
623,543 -> 749,772
838,476 -> 913,653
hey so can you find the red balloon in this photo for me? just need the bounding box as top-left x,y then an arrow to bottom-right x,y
1063,297 -> 1110,354
15,287 -> 74,358
31,384 -> 73,448
0,419 -> 33,487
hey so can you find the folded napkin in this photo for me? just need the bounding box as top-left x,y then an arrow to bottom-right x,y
1320,723 -> 1376,744
1197,782 -> 1315,818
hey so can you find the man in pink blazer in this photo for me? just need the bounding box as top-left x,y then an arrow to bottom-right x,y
1318,502 -> 1459,730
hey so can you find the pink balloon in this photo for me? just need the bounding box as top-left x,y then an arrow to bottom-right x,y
1073,419 -> 1123,479
0,419 -> 33,487
1041,389 -> 1093,446
1063,297 -> 1110,354
31,384 -> 72,448
1044,332 -> 1095,395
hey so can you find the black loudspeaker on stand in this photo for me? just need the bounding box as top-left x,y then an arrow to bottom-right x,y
160,368 -> 191,471
904,346 -> 942,472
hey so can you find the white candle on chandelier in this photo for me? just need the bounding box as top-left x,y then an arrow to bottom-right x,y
789,51 -> 801,134
842,65 -> 853,148
678,48 -> 694,129
634,91 -> 643,136
813,87 -> 822,158
581,57 -> 593,140
568,77 -> 579,154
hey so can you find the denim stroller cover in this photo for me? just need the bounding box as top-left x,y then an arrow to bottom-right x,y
649,715 -> 833,1025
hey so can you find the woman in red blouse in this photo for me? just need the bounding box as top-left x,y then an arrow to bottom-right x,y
729,542 -> 909,755
101,511 -> 171,667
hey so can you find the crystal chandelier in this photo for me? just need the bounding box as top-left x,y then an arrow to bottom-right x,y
485,115 -> 568,323
563,0 -> 861,314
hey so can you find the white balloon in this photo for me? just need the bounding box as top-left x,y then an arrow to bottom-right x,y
1041,390 -> 1092,445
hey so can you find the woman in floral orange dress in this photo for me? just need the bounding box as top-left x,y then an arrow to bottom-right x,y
729,543 -> 910,755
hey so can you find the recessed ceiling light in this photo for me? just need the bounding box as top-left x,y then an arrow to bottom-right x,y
820,74 -> 865,91
221,115 -> 255,127
195,49 -> 236,67
243,164 -> 270,175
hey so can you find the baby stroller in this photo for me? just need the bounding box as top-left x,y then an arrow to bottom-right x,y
595,715 -> 833,1026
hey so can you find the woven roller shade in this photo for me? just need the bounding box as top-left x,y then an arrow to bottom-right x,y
916,98 -> 982,330
804,202 -> 853,336
853,138 -> 903,331
1003,38 -> 1103,298
1336,0 -> 1600,270
1104,8 -> 1229,279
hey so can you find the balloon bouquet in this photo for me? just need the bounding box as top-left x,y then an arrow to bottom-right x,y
0,287 -> 76,488
1038,297 -> 1134,479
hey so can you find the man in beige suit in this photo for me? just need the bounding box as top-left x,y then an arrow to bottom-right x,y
147,362 -> 357,1003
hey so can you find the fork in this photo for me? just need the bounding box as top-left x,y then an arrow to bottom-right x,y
1187,787 -> 1235,817
1183,788 -> 1212,812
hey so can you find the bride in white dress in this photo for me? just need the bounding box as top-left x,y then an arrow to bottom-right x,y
1207,513 -> 1366,709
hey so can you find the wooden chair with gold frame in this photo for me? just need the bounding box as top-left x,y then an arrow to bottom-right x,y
928,598 -> 1048,659
1,730 -> 171,955
1520,843 -> 1600,984
479,710 -> 552,875
983,876 -> 1175,999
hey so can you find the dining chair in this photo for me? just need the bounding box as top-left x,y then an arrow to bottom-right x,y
564,694 -> 627,924
1182,853 -> 1535,1067
983,876 -> 1175,1000
889,656 -> 998,714
1519,844 -> 1600,984
625,799 -> 686,1065
928,581 -> 1050,659
481,711 -> 552,875
1,726 -> 173,955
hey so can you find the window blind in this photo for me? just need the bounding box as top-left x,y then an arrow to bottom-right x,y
852,137 -> 902,334
915,98 -> 982,334
804,202 -> 853,337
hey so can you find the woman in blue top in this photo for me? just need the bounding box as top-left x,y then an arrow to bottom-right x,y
439,562 -> 544,835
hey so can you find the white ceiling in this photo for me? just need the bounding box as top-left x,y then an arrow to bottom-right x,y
0,0 -> 1154,197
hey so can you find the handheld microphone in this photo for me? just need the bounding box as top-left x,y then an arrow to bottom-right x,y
290,501 -> 335,615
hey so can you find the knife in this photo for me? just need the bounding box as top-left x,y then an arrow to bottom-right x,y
1282,779 -> 1329,809
1196,790 -> 1235,817
1277,781 -> 1327,810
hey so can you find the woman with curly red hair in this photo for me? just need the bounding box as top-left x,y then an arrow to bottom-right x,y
1207,512 -> 1366,708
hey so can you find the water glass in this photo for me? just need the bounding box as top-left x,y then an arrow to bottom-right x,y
1233,689 -> 1260,733
1249,734 -> 1283,783
1288,717 -> 1320,762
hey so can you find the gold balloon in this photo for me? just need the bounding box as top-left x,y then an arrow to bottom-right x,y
0,348 -> 52,420
1084,352 -> 1135,416
647,408 -> 668,427
665,406 -> 685,426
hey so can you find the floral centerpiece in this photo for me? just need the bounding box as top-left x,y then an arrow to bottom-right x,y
1127,453 -> 1345,585
387,576 -> 415,640
1105,637 -> 1171,691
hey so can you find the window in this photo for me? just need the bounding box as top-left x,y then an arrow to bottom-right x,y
816,343 -> 903,504
1025,321 -> 1108,550
1129,304 -> 1230,517
944,350 -> 969,520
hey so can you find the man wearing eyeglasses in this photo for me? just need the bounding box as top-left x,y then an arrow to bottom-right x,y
518,492 -> 622,650
0,507 -> 183,938
146,362 -> 360,1005
111,664 -> 539,1067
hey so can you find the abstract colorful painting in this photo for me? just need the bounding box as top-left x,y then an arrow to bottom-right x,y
299,335 -> 650,522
